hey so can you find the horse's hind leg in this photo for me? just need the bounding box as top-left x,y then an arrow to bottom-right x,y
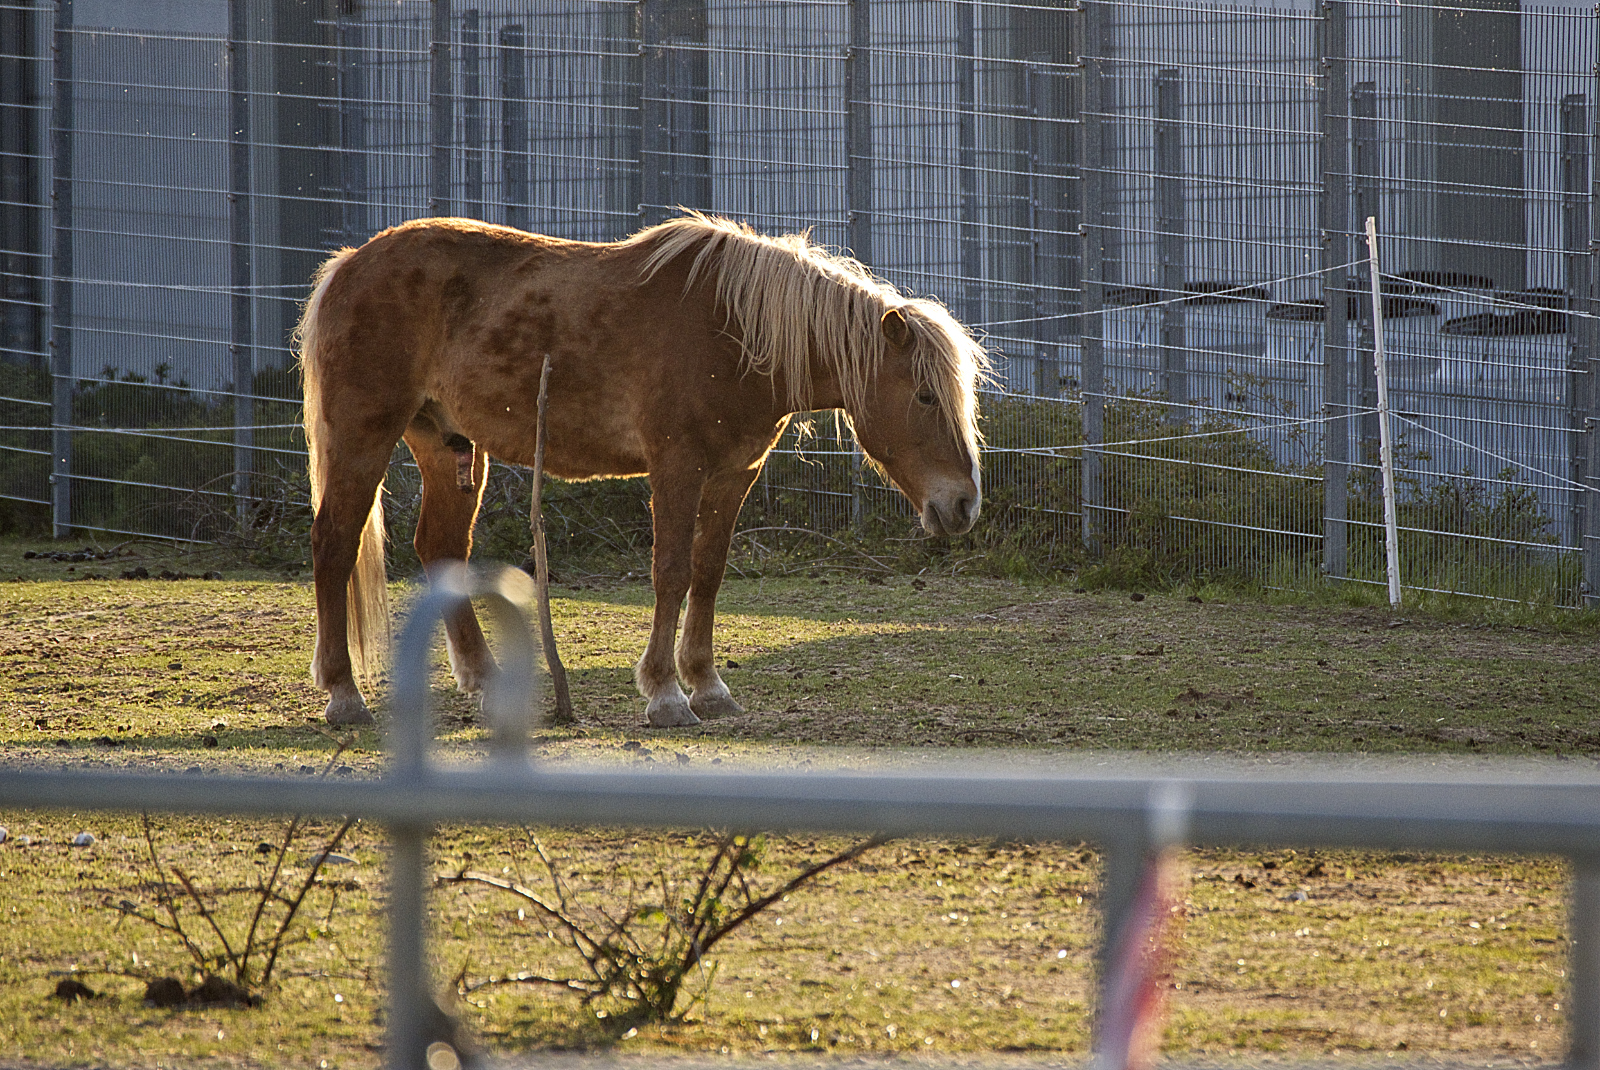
404,425 -> 497,694
311,452 -> 393,725
677,467 -> 761,721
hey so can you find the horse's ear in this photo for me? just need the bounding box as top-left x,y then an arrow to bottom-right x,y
881,307 -> 913,349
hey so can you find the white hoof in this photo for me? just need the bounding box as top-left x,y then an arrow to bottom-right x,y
324,693 -> 375,726
646,693 -> 701,728
689,684 -> 745,720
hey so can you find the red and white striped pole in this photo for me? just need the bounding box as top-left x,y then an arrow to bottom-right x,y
1095,783 -> 1191,1070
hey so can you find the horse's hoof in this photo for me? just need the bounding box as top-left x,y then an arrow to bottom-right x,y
689,690 -> 745,720
324,696 -> 376,726
646,695 -> 701,728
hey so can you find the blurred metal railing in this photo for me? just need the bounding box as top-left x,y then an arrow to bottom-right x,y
5,565 -> 1600,1068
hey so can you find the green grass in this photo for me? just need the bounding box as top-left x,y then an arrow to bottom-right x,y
1,535 -> 1596,1066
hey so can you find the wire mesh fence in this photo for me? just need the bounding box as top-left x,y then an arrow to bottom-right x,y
0,0 -> 1594,605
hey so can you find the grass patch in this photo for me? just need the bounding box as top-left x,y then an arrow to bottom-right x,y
1,541 -> 1595,1065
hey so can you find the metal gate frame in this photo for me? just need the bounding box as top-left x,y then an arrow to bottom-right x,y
4,566 -> 1600,1068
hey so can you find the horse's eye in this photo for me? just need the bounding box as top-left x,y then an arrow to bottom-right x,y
915,389 -> 937,407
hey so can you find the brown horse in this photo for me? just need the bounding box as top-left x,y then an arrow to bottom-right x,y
298,213 -> 986,727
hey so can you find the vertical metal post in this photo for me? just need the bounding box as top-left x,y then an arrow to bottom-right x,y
1080,0 -> 1108,554
1351,80 -> 1379,463
429,0 -> 451,217
461,9 -> 482,221
1027,61 -> 1057,399
846,0 -> 872,527
1320,0 -> 1350,581
229,0 -> 254,511
1155,67 -> 1186,417
956,1 -> 980,326
1562,93 -> 1598,607
846,0 -> 872,268
387,824 -> 429,1070
1570,864 -> 1600,1070
338,0 -> 369,245
499,24 -> 528,231
639,0 -> 667,228
48,0 -> 72,539
0,0 -> 44,370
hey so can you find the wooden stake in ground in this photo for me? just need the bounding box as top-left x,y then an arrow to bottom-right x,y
529,355 -> 574,723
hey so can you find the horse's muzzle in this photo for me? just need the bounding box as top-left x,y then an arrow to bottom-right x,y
922,492 -> 979,537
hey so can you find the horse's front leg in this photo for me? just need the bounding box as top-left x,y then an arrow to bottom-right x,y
677,467 -> 762,720
637,467 -> 706,728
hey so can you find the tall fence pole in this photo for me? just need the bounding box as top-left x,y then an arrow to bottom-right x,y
499,24 -> 528,231
846,0 -> 872,527
338,0 -> 369,245
429,0 -> 452,217
1319,0 -> 1350,582
1563,92 -> 1598,608
1365,217 -> 1401,607
957,1 -> 980,327
461,8 -> 482,222
48,0 -> 72,539
639,0 -> 667,228
228,0 -> 254,511
1350,80 -> 1380,462
1079,0 -> 1109,555
1155,67 -> 1186,418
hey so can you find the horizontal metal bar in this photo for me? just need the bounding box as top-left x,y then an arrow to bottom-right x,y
6,761 -> 1600,861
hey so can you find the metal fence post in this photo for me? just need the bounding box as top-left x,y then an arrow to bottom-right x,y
338,0 -> 369,245
1155,67 -> 1186,418
639,0 -> 666,228
1079,0 -> 1108,554
461,8 -> 482,222
0,0 -> 44,371
499,24 -> 528,231
1320,0 -> 1349,581
1351,80 -> 1379,466
846,0 -> 872,526
229,0 -> 254,511
1564,93 -> 1598,607
429,0 -> 452,217
1571,864 -> 1600,1070
957,1 -> 980,328
48,0 -> 72,539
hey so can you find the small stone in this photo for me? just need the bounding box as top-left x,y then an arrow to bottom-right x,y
1282,889 -> 1309,902
202,734 -> 219,748
70,832 -> 95,847
143,977 -> 186,1008
14,835 -> 32,847
726,659 -> 740,669
308,851 -> 356,866
185,765 -> 201,774
0,826 -> 8,844
167,661 -> 182,670
52,978 -> 96,1003
675,752 -> 690,764
622,740 -> 642,751
1130,592 -> 1146,602
255,842 -> 275,855
189,974 -> 259,1008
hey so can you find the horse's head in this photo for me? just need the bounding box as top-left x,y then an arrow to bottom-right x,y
848,303 -> 985,537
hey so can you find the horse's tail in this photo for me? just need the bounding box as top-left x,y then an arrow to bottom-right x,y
298,247 -> 390,686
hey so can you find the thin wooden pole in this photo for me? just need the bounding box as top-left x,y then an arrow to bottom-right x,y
530,355 -> 574,723
1364,216 -> 1401,609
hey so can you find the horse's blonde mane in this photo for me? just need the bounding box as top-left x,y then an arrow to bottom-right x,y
624,213 -> 987,453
